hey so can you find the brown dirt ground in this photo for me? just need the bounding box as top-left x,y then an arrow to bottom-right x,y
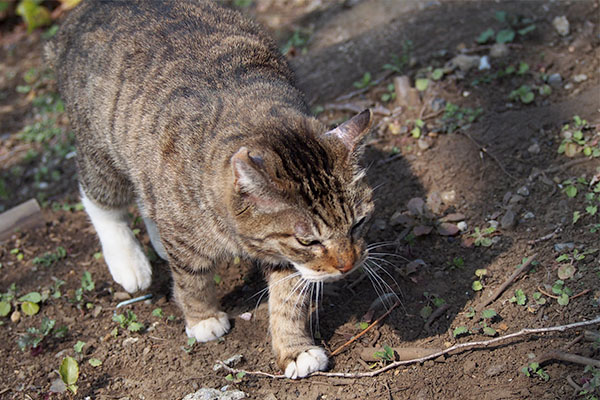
1,1 -> 599,399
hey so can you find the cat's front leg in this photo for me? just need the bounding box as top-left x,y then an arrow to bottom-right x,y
268,270 -> 329,379
169,255 -> 230,342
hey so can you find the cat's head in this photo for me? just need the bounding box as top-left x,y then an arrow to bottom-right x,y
229,110 -> 374,282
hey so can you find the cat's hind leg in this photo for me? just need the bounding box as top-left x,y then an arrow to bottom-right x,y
81,188 -> 152,293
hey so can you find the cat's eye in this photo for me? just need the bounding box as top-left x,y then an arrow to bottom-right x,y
351,217 -> 366,235
296,237 -> 321,247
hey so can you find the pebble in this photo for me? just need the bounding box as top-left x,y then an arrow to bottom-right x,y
450,54 -> 480,73
486,364 -> 505,377
554,242 -> 575,252
491,236 -> 502,245
457,221 -> 468,231
503,191 -> 512,205
552,16 -> 570,36
527,142 -> 541,154
213,354 -> 244,371
547,73 -> 562,87
182,388 -> 246,400
417,138 -> 431,151
122,337 -> 139,347
441,190 -> 456,204
478,55 -> 491,70
463,360 -> 477,374
523,212 -> 535,220
573,74 -> 588,83
564,82 -> 574,90
488,220 -> 499,229
113,292 -> 131,301
427,191 -> 442,214
11,310 -> 21,323
489,43 -> 509,58
517,186 -> 530,197
501,210 -> 516,230
509,194 -> 525,205
238,312 -> 252,321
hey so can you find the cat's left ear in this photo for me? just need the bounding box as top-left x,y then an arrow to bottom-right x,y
321,109 -> 373,152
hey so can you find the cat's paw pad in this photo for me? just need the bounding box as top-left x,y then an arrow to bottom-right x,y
185,312 -> 230,342
105,244 -> 152,293
284,348 -> 328,379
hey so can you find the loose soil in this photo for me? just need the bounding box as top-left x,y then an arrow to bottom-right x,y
1,1 -> 599,399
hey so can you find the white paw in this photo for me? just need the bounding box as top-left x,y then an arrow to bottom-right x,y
105,242 -> 152,293
284,348 -> 329,379
185,312 -> 230,342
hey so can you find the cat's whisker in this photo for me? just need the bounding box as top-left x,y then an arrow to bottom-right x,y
366,255 -> 398,268
367,252 -> 410,262
251,271 -> 301,313
291,279 -> 311,316
362,265 -> 388,306
308,282 -> 315,341
282,276 -> 307,307
366,241 -> 396,251
363,262 -> 401,309
365,260 -> 403,298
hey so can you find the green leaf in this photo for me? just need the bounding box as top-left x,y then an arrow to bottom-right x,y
453,326 -> 469,338
236,371 -> 246,380
358,321 -> 369,330
517,62 -> 529,75
18,292 -> 42,304
81,271 -> 94,291
60,356 -> 79,386
213,274 -> 222,285
518,24 -> 536,35
431,68 -> 444,80
552,280 -> 564,294
496,29 -> 515,44
520,91 -> 534,104
16,0 -> 52,33
557,264 -> 575,280
152,308 -> 163,318
481,309 -> 497,319
557,293 -> 569,306
127,322 -> 144,332
565,185 -> 578,198
573,211 -> 581,224
586,205 -> 597,216
21,301 -> 40,316
465,307 -> 476,318
472,280 -> 483,291
88,358 -> 102,367
415,78 -> 429,91
187,337 -> 196,346
73,341 -> 85,353
420,306 -> 433,320
512,289 -> 527,306
475,269 -> 487,278
225,374 -> 234,381
494,11 -> 506,23
483,326 -> 497,336
476,28 -> 495,44
0,301 -> 11,317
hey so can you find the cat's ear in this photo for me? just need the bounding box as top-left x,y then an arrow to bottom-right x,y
322,109 -> 373,152
231,147 -> 286,211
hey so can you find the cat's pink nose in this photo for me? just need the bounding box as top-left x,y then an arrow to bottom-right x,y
337,261 -> 353,273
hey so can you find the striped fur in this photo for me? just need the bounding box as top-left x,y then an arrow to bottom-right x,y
50,0 -> 373,377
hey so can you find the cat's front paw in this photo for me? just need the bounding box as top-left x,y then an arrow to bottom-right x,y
105,242 -> 152,293
284,347 -> 329,379
185,312 -> 230,342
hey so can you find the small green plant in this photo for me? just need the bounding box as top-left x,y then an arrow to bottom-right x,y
182,337 -> 196,353
475,11 -> 535,45
59,356 -> 79,394
17,316 -> 67,352
440,102 -> 483,133
471,226 -> 496,247
380,83 -> 396,102
509,289 -> 527,306
578,366 -> 600,398
558,116 -> 600,158
32,246 -> 67,267
73,340 -> 85,353
353,72 -> 374,89
225,371 -> 246,383
373,345 -> 395,362
521,361 -> 549,381
152,308 -> 164,318
281,28 -> 311,56
71,271 -> 95,307
410,119 -> 425,138
532,291 -> 546,305
453,326 -> 470,338
112,310 -> 144,332
551,280 -> 573,306
18,291 -> 43,316
382,40 -> 413,74
509,84 -> 535,104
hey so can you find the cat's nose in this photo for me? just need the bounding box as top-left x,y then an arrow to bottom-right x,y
335,248 -> 356,273
337,260 -> 354,273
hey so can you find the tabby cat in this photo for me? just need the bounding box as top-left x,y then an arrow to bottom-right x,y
47,0 -> 374,378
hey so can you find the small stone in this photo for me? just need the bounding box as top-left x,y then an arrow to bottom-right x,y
573,74 -> 588,83
554,242 -> 575,252
122,337 -> 139,347
437,223 -> 459,236
441,213 -> 465,222
527,142 -> 541,154
523,212 -> 535,220
564,83 -> 574,90
10,310 -> 21,323
450,54 -> 480,73
427,191 -> 442,214
238,312 -> 252,321
213,354 -> 244,371
488,220 -> 499,229
509,194 -> 525,205
457,221 -> 468,232
503,191 -> 512,205
517,186 -> 530,197
501,210 -> 516,230
389,211 -> 414,227
486,364 -> 505,377
182,388 -> 246,400
478,55 -> 491,70
552,16 -> 570,36
49,378 -> 67,393
491,236 -> 501,245
372,219 -> 387,231
407,197 -> 425,216
92,305 -> 103,318
441,190 -> 456,204
547,73 -> 562,87
489,43 -> 509,58
113,292 -> 131,301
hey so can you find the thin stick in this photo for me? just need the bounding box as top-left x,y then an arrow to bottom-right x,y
476,254 -> 537,311
459,130 -> 518,181
570,288 -> 591,300
330,300 -> 400,356
534,350 -> 600,368
424,303 -> 451,333
217,315 -> 600,379
538,287 -> 559,299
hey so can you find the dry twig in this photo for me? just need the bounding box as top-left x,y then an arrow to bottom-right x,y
476,254 -> 537,311
424,303 -> 451,333
459,130 -> 518,181
330,300 -> 401,356
534,350 -> 600,368
217,315 -> 600,379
